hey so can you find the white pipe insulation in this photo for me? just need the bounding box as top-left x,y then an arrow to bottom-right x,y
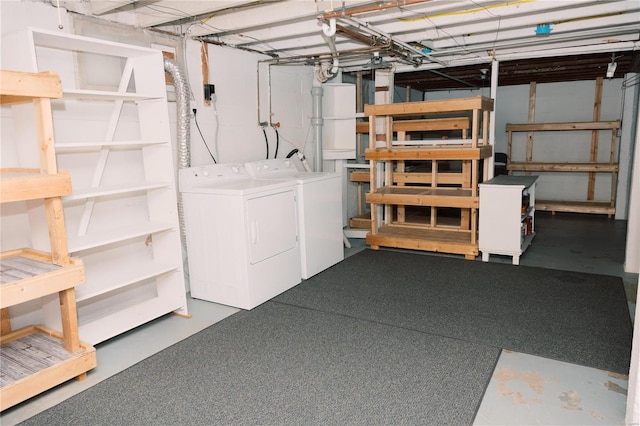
311,80 -> 323,172
311,33 -> 340,172
163,57 -> 191,247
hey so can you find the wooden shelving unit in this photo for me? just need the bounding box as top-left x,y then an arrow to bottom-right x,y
350,116 -> 473,230
364,96 -> 493,259
506,78 -> 620,217
506,120 -> 620,216
3,28 -> 188,345
1,70 -> 96,411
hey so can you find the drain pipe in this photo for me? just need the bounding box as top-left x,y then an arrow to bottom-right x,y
311,33 -> 340,172
311,78 -> 323,172
163,57 -> 191,248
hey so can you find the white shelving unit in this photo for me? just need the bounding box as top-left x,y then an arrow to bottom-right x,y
479,175 -> 538,265
2,28 -> 188,344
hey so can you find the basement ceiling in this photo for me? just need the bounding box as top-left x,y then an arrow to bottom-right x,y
63,0 -> 640,88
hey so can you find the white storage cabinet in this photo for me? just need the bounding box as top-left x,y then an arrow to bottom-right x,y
2,28 -> 188,344
479,175 -> 538,265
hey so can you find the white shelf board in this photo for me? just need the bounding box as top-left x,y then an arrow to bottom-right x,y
61,90 -> 162,102
55,141 -> 165,151
31,27 -> 160,58
68,221 -> 175,253
76,261 -> 179,302
64,181 -> 171,201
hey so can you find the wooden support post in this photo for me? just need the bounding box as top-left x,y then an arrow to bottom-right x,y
201,41 -> 211,107
609,127 -> 618,218
525,82 -> 537,179
1,308 -> 11,335
588,77 -> 603,201
58,288 -> 80,352
397,130 -> 407,223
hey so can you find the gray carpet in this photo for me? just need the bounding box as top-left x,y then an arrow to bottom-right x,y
275,249 -> 633,374
18,249 -> 632,425
20,302 -> 499,425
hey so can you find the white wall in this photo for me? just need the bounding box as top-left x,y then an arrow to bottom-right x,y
0,1 -> 314,328
187,44 -> 314,166
423,79 -> 632,219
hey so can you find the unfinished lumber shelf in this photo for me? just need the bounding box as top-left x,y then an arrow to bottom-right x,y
506,120 -> 620,216
0,69 -> 96,411
364,95 -> 494,259
506,78 -> 620,217
1,325 -> 96,411
1,249 -> 84,307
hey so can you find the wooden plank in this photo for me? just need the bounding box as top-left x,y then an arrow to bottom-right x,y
536,199 -> 615,215
365,145 -> 492,161
350,170 -> 370,182
364,96 -> 493,116
201,41 -> 211,107
507,162 -> 619,172
349,213 -> 371,229
365,225 -> 478,257
0,71 -> 62,104
356,117 -> 470,133
58,288 -> 80,352
526,82 -> 536,164
44,196 -> 71,266
1,308 -> 10,336
1,249 -> 84,308
0,169 -> 71,202
367,187 -> 478,208
393,172 -> 465,185
588,77 -> 603,200
506,121 -> 620,132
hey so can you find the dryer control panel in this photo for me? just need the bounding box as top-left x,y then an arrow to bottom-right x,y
179,163 -> 246,191
245,158 -> 299,177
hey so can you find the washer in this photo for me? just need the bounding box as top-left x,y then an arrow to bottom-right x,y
245,158 -> 344,279
179,164 -> 301,309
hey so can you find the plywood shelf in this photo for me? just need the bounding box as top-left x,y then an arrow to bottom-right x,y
508,162 -> 619,172
1,249 -> 84,308
364,96 -> 494,116
0,325 -> 96,411
0,169 -> 71,202
367,187 -> 477,208
536,199 -> 615,215
365,145 -> 492,160
356,117 -> 470,133
505,120 -> 620,132
366,225 -> 477,257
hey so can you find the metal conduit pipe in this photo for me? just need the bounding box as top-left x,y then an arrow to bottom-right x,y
163,57 -> 191,247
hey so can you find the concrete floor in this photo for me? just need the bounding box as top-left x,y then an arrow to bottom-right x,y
1,211 -> 638,425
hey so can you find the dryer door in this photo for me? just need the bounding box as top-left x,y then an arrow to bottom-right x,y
246,189 -> 297,264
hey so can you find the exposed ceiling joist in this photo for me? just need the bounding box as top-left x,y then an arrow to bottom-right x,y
58,0 -> 640,90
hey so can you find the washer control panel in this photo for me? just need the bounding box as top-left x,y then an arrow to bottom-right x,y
245,158 -> 297,177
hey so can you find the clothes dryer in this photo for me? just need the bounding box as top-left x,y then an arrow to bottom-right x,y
245,158 -> 344,279
179,164 -> 301,309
